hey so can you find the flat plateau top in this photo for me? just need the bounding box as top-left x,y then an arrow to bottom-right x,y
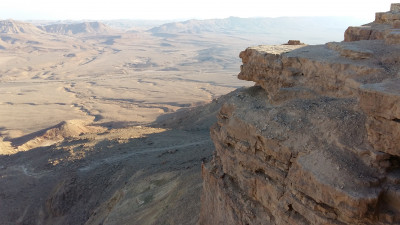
248,44 -> 306,55
362,78 -> 400,96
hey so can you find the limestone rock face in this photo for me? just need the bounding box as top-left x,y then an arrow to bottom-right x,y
200,4 -> 400,225
345,3 -> 400,45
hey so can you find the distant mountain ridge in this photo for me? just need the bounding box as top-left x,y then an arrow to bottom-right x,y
149,16 -> 367,44
0,19 -> 45,34
149,16 -> 365,34
0,17 -> 368,44
38,21 -> 114,35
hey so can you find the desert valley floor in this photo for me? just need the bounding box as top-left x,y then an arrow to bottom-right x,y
0,29 -> 248,141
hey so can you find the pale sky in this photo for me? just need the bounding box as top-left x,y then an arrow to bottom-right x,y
0,0 -> 395,21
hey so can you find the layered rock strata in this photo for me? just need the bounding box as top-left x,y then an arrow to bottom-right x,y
201,4 -> 400,225
345,3 -> 400,44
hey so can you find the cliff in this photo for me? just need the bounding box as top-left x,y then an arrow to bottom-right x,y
200,4 -> 400,225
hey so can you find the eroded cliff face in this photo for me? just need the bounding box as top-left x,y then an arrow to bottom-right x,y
200,4 -> 400,225
345,3 -> 400,44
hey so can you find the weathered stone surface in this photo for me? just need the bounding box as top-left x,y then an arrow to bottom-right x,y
200,86 -> 396,224
375,12 -> 400,24
326,42 -> 373,59
237,41 -> 394,101
386,30 -> 400,44
200,4 -> 400,225
360,79 -> 400,156
345,26 -> 375,42
286,40 -> 303,45
360,79 -> 400,120
392,3 -> 400,12
395,20 -> 400,28
345,4 -> 400,43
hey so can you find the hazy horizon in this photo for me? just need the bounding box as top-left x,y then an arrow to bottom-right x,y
1,1 -> 395,21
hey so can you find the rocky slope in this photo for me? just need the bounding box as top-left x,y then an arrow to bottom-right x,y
0,90 -> 236,225
200,4 -> 400,225
0,119 -> 213,225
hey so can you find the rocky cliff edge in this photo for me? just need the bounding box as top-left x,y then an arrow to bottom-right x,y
200,4 -> 400,225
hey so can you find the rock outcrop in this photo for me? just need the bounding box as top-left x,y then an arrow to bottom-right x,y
345,3 -> 400,45
200,4 -> 400,225
12,120 -> 106,152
